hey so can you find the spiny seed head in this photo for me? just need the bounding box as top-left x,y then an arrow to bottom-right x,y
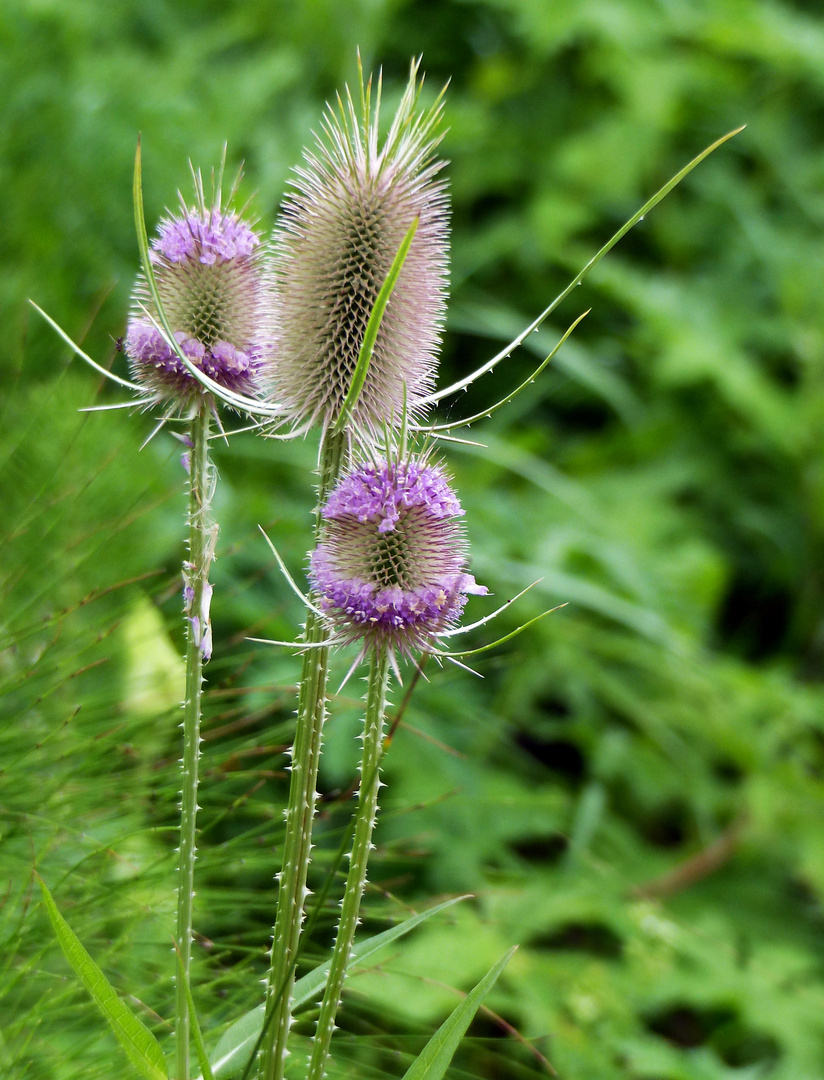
125,167 -> 275,410
271,57 -> 449,438
309,456 -> 486,659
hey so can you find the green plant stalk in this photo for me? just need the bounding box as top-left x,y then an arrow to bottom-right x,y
307,645 -> 391,1080
177,402 -> 215,1080
259,431 -> 346,1080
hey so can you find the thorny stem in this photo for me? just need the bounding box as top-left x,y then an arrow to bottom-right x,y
177,402 -> 216,1080
259,431 -> 346,1080
307,645 -> 391,1080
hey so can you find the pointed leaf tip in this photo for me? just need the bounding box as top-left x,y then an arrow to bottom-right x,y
401,946 -> 517,1080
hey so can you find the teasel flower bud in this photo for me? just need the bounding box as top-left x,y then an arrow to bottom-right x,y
125,173 -> 275,410
309,455 -> 486,661
271,57 -> 449,439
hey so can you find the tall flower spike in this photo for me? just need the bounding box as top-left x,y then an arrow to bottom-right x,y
126,164 -> 275,410
271,57 -> 449,439
310,455 -> 486,663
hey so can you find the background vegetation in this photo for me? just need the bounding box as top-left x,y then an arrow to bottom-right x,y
3,1 -> 824,1077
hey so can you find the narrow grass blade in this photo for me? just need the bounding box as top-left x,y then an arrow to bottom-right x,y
401,946 -> 517,1080
37,876 -> 168,1080
0,1029 -> 12,1072
332,216 -> 419,434
205,896 -> 468,1079
177,949 -> 215,1080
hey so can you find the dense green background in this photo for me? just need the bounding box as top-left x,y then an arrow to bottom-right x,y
3,1 -> 824,1078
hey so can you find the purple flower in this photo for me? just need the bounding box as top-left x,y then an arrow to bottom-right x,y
125,189 -> 275,408
310,457 -> 486,660
153,209 -> 261,265
271,60 -> 449,438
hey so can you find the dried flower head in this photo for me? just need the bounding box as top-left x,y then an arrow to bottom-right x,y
271,57 -> 449,438
310,456 -> 486,660
125,168 -> 275,409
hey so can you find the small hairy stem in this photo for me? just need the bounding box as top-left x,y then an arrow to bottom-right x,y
259,431 -> 346,1080
177,402 -> 215,1080
307,645 -> 391,1080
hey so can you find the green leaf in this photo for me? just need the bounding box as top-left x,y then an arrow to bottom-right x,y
37,876 -> 168,1080
206,896 -> 468,1079
133,138 -> 161,330
401,946 -> 517,1080
332,215 -> 419,434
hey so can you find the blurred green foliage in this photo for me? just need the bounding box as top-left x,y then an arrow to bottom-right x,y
3,0 -> 824,1078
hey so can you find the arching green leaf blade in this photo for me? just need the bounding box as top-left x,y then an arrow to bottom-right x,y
401,947 -> 517,1080
332,215 -> 419,434
38,876 -> 168,1080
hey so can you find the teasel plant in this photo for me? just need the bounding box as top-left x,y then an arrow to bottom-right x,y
33,149 -> 279,1080
129,161 -> 278,1080
29,47 -> 743,1080
194,94 -> 742,1075
260,437 -> 558,1080
302,454 -> 485,1080
178,76 -> 740,1079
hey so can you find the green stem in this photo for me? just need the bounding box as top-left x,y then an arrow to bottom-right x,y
307,646 -> 391,1080
177,402 -> 215,1080
259,431 -> 346,1080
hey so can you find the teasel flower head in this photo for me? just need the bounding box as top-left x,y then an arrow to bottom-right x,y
309,454 -> 486,662
271,56 -> 449,439
125,166 -> 275,411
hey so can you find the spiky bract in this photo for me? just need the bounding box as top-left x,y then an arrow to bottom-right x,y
126,175 -> 275,409
271,58 -> 449,438
310,457 -> 485,659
